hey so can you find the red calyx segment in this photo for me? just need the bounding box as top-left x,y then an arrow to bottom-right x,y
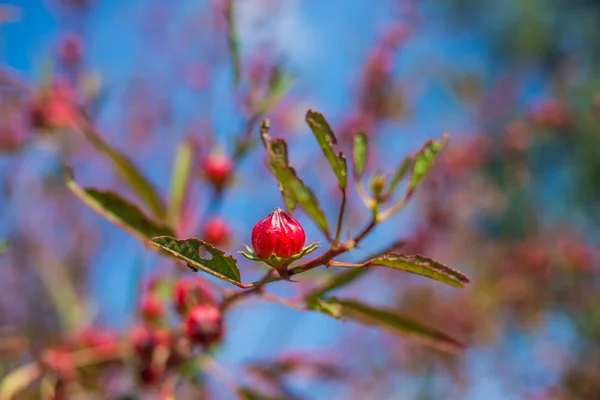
184,305 -> 224,347
252,207 -> 306,260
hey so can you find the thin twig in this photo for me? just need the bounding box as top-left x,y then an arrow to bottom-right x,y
334,187 -> 347,243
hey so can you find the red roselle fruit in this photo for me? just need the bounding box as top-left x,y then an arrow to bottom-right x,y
202,216 -> 231,246
173,278 -> 215,315
202,152 -> 233,190
252,207 -> 306,260
184,305 -> 224,347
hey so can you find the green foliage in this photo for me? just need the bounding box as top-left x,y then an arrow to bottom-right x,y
264,135 -> 329,235
267,139 -> 297,212
254,66 -> 296,114
364,254 -> 470,288
305,110 -> 348,189
388,156 -> 413,194
409,135 -> 448,193
79,123 -> 166,220
353,133 -> 368,178
224,0 -> 240,86
150,237 -> 242,285
334,299 -> 464,353
305,297 -> 344,320
66,168 -> 173,241
167,139 -> 194,228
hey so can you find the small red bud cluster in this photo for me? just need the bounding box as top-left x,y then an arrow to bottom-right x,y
129,277 -> 223,385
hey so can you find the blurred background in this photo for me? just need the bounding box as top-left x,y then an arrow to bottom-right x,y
1,0 -> 600,399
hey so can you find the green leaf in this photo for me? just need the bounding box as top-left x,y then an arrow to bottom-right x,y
238,388 -> 287,400
167,139 -> 194,228
364,253 -> 469,288
306,297 -> 345,320
224,0 -> 241,86
335,299 -> 464,353
352,133 -> 368,178
268,139 -> 297,212
307,268 -> 368,299
305,110 -> 347,189
0,240 -> 7,256
266,138 -> 329,235
150,237 -> 241,285
79,123 -> 166,220
254,66 -> 296,114
409,135 -> 449,193
388,155 -> 413,194
66,168 -> 173,241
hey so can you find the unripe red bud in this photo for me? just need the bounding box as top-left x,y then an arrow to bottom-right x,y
140,296 -> 164,322
184,305 -> 224,347
251,207 -> 306,260
173,278 -> 215,315
131,325 -> 168,358
202,216 -> 231,246
202,152 -> 233,190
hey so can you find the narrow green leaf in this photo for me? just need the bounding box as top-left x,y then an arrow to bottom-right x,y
306,268 -> 368,299
0,240 -> 7,256
336,299 -> 465,353
238,388 -> 287,400
266,138 -> 329,235
224,0 -> 241,86
268,139 -> 297,212
167,139 -> 194,228
306,297 -> 345,320
388,155 -> 413,194
66,169 -> 173,241
305,110 -> 347,189
79,123 -> 166,220
365,254 -> 470,288
150,237 -> 241,285
352,133 -> 368,178
409,135 -> 449,192
254,67 -> 296,114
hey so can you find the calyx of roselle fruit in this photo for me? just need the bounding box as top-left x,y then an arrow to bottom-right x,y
240,207 -> 319,280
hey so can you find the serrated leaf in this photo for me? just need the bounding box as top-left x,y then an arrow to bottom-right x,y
305,110 -> 347,189
167,139 -> 194,228
266,139 -> 329,235
268,139 -> 297,212
79,122 -> 166,220
150,237 -> 241,285
388,155 -> 413,194
66,169 -> 173,241
365,254 -> 469,288
409,135 -> 448,192
306,297 -> 345,320
353,133 -> 368,178
335,299 -> 465,353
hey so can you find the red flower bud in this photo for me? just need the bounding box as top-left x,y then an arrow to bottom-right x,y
202,152 -> 233,189
202,216 -> 231,246
251,207 -> 306,260
131,325 -> 168,358
184,304 -> 224,347
140,295 -> 164,322
173,278 -> 215,315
